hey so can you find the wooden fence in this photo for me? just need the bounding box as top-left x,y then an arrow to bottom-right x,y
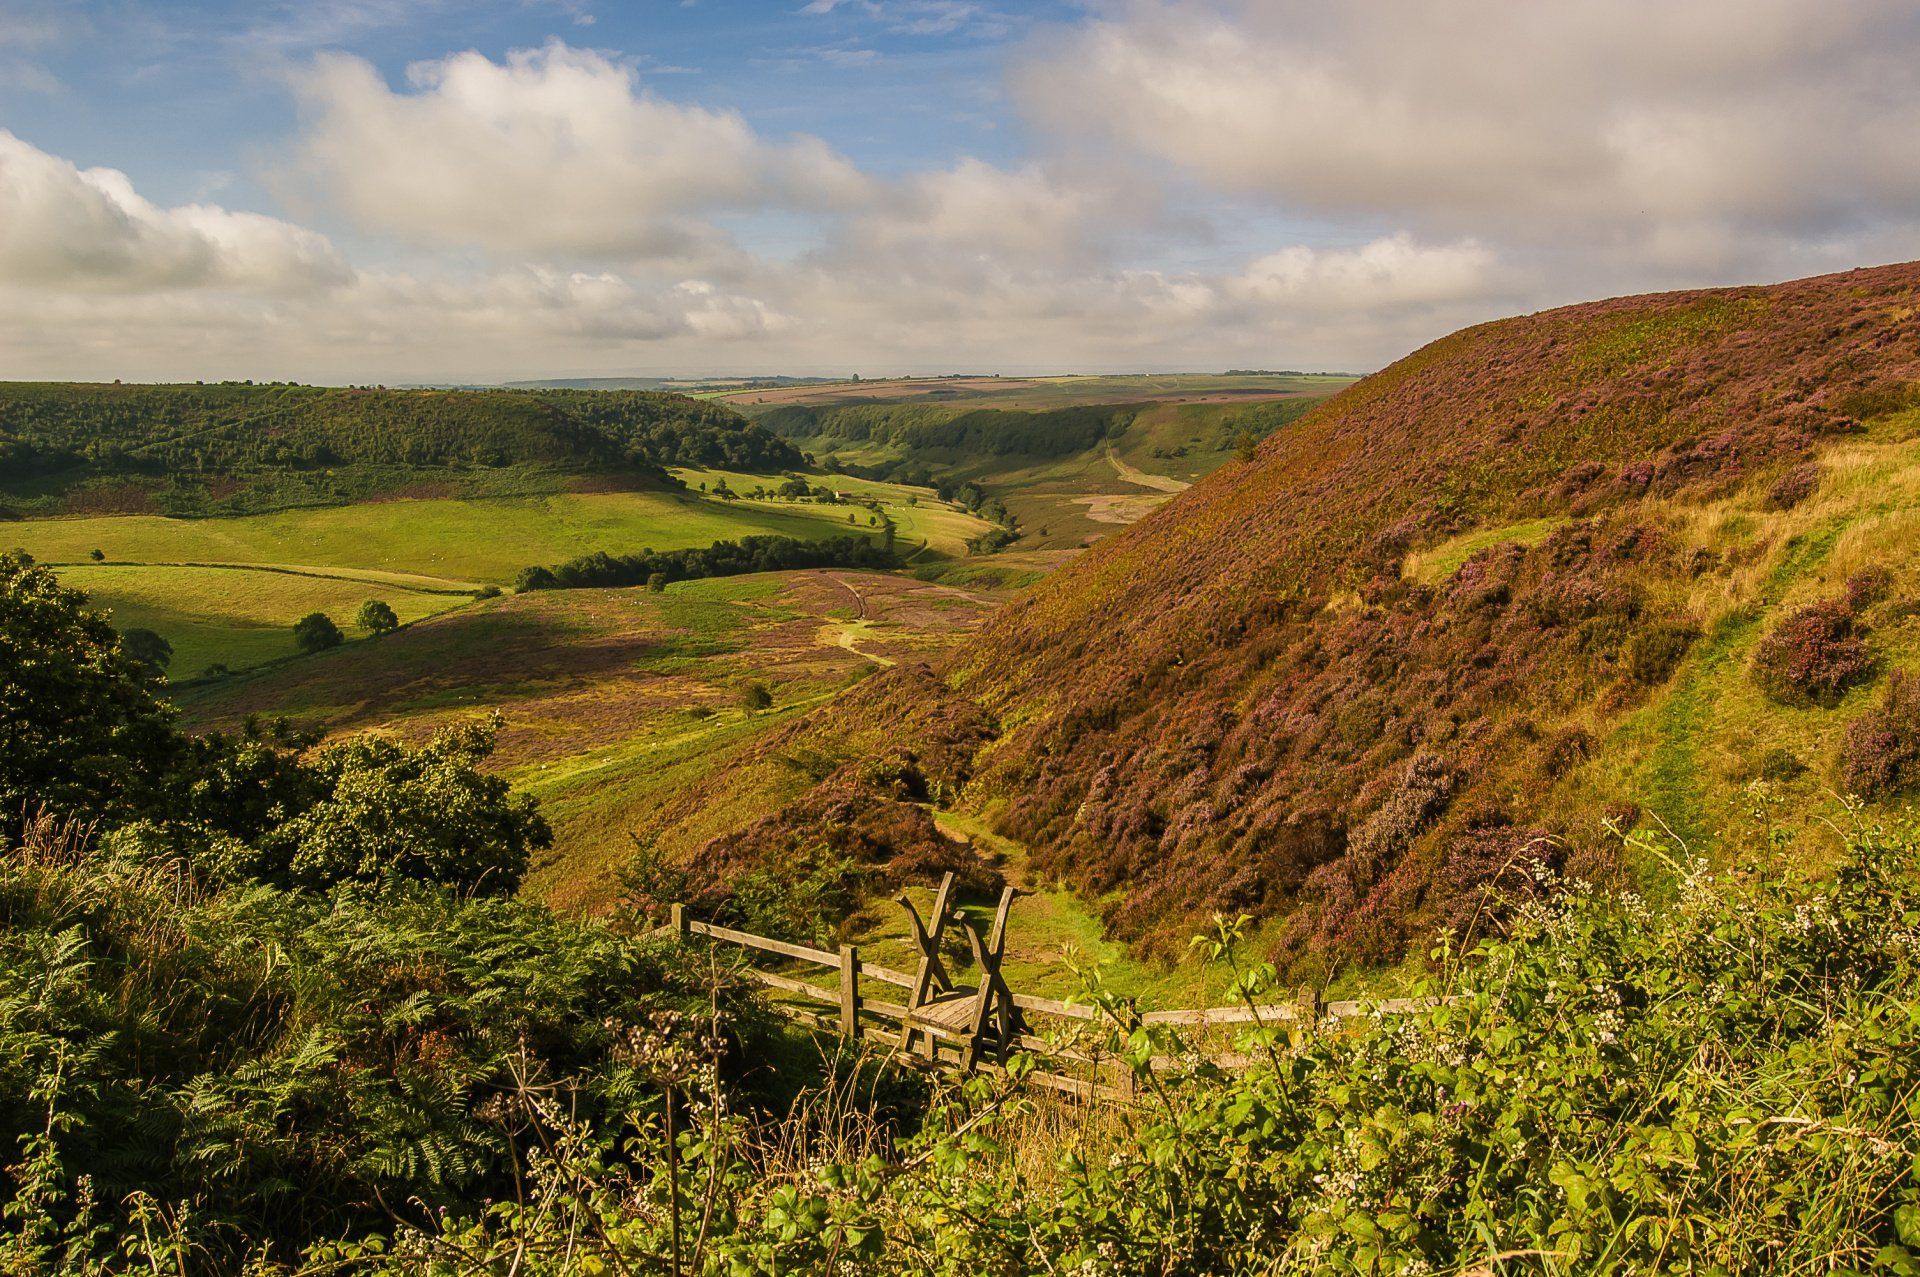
656,874 -> 1441,1102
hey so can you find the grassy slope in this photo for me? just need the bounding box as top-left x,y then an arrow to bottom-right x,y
56,563 -> 471,675
178,570 -> 1013,911
682,262 -> 1920,975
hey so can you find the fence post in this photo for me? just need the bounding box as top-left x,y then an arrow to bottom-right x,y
839,944 -> 860,1038
1298,982 -> 1323,1029
669,903 -> 687,939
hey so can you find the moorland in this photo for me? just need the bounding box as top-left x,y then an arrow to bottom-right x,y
10,270 -> 1920,1272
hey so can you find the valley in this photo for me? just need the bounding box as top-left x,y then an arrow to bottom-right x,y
8,267 -> 1920,1272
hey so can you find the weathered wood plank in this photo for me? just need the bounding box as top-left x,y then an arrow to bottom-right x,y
1140,1004 -> 1303,1026
1010,993 -> 1097,1021
745,968 -> 842,1005
856,962 -> 918,989
687,920 -> 839,967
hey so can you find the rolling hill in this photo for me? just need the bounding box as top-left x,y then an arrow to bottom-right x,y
0,381 -> 799,516
669,261 -> 1920,971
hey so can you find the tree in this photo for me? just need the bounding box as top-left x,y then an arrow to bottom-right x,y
89,548 -> 105,562
647,572 -> 669,593
1235,430 -> 1259,463
119,627 -> 173,675
356,599 -> 399,636
259,716 -> 551,894
0,552 -> 177,835
293,612 -> 343,654
515,566 -> 557,593
741,682 -> 773,713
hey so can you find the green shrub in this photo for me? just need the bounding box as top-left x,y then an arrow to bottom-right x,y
0,820 -> 754,1269
260,717 -> 550,895
355,598 -> 399,636
0,552 -> 176,835
293,611 -> 343,654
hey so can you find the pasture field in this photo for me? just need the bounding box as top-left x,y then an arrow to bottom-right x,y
668,465 -> 995,559
179,569 -> 1012,908
6,489 -> 876,583
56,563 -> 471,677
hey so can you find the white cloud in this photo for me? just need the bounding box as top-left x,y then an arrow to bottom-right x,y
21,1 -> 1920,385
0,130 -> 351,292
1230,235 -> 1498,313
1013,0 -> 1920,253
284,41 -> 870,261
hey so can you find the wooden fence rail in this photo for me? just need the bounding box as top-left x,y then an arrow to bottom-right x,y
656,880 -> 1445,1101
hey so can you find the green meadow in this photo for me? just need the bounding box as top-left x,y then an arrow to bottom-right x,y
7,488 -> 881,584
6,487 -> 939,675
57,563 -> 472,676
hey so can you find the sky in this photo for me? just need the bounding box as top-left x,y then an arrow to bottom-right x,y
2,0 -> 1919,384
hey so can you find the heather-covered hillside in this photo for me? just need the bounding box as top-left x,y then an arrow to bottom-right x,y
688,263 -> 1920,967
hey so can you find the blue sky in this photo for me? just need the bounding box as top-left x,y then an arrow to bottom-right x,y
3,0 -> 1918,382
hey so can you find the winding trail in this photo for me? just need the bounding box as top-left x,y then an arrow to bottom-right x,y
1105,446 -> 1191,494
818,576 -> 896,668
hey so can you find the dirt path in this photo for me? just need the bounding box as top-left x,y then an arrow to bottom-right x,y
1105,446 -> 1191,494
817,576 -> 896,667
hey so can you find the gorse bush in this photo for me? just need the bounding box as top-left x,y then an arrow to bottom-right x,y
330,822 -> 1920,1276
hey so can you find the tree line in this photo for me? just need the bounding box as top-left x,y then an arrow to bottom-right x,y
761,401 -> 1137,459
514,533 -> 896,592
0,381 -> 802,513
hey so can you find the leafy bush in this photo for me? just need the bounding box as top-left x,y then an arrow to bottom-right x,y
260,718 -> 550,895
0,817 -> 753,1269
1842,670 -> 1920,797
0,552 -> 177,836
1750,598 -> 1873,706
118,625 -> 173,675
340,825 -> 1920,1277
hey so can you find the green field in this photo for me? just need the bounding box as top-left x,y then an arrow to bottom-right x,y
9,486 -> 922,677
670,465 -> 996,560
6,489 -> 885,585
59,563 -> 473,676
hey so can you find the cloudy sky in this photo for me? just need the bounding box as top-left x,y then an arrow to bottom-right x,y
2,0 -> 1918,383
